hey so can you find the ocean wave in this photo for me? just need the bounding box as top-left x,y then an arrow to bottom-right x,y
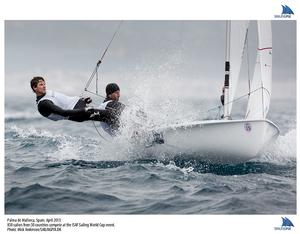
6,124 -> 296,172
5,183 -> 123,214
14,166 -> 43,174
6,125 -> 101,161
258,128 -> 296,164
5,120 -> 296,166
7,125 -> 64,140
47,159 -> 127,169
192,185 -> 233,196
5,111 -> 41,122
169,185 -> 185,193
43,158 -> 295,178
158,157 -> 296,177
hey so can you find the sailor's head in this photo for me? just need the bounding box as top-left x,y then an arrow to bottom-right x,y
106,83 -> 120,101
30,76 -> 46,96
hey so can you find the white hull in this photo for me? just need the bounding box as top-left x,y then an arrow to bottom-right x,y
144,119 -> 279,163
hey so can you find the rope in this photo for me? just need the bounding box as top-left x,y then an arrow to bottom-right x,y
206,86 -> 270,114
83,89 -> 106,99
245,30 -> 251,99
80,21 -> 123,141
92,121 -> 109,142
96,67 -> 99,95
81,21 -> 123,97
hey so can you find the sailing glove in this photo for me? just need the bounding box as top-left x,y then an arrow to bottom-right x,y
84,97 -> 92,104
85,106 -> 95,115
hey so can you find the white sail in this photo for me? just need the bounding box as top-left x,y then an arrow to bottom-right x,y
245,53 -> 263,118
227,20 -> 250,115
246,21 -> 272,119
140,20 -> 279,163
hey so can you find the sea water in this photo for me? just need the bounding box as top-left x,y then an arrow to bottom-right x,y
5,96 -> 296,214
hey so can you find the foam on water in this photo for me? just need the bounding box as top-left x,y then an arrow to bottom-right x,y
7,125 -> 101,162
164,161 -> 195,180
257,129 -> 296,164
87,83 -> 209,161
7,122 -> 296,167
5,111 -> 40,122
8,125 -> 56,139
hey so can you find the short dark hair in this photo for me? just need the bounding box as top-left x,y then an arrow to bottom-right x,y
106,83 -> 120,96
30,76 -> 45,91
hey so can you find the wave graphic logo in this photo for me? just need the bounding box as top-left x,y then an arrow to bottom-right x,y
275,5 -> 294,18
281,5 -> 294,15
274,217 -> 294,231
282,217 -> 294,228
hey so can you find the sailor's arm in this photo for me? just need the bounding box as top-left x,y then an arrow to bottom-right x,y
106,101 -> 125,115
88,108 -> 114,122
38,100 -> 87,118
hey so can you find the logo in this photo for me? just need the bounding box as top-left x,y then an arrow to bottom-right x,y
244,122 -> 251,132
281,5 -> 294,14
274,217 -> 294,231
275,5 -> 294,18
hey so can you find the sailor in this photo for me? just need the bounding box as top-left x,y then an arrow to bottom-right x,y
220,85 -> 225,119
220,85 -> 225,106
98,83 -> 125,135
31,76 -> 110,122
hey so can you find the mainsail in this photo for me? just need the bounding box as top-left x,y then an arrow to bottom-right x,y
227,20 -> 250,116
246,21 -> 272,119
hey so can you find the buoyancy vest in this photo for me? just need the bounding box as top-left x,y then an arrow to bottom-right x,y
37,90 -> 80,121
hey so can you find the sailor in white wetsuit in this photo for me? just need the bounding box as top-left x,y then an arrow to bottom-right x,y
31,76 -> 110,123
98,83 -> 125,135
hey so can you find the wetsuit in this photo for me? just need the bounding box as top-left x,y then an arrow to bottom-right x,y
98,98 -> 125,135
36,90 -> 110,122
220,94 -> 224,106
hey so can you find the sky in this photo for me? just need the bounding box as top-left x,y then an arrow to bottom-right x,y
5,20 -> 296,101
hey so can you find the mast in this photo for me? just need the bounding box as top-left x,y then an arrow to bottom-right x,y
223,20 -> 231,119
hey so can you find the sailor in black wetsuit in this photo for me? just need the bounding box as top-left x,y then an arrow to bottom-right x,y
220,85 -> 225,106
97,83 -> 125,135
220,86 -> 225,119
31,76 -> 110,123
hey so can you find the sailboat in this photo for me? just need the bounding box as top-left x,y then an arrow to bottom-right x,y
143,21 -> 280,163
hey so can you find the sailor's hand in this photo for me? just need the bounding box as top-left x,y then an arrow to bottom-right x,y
84,97 -> 92,104
85,106 -> 95,115
90,112 -> 100,118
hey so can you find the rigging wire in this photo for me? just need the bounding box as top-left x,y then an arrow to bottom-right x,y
80,21 -> 123,141
96,67 -> 99,95
81,21 -> 123,97
245,29 -> 251,99
157,87 -> 269,123
206,86 -> 268,114
92,121 -> 110,142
